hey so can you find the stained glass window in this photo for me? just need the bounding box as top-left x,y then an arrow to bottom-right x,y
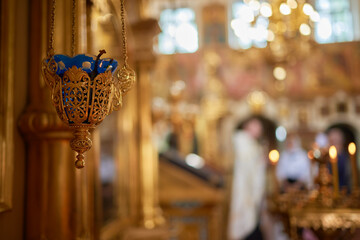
315,0 -> 354,43
158,8 -> 199,54
229,1 -> 270,49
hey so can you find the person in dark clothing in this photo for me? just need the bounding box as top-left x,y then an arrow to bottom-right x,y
244,224 -> 263,240
327,128 -> 351,190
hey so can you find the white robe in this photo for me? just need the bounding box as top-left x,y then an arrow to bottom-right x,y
228,131 -> 266,240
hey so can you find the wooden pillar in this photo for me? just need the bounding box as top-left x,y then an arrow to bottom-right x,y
19,0 -> 94,239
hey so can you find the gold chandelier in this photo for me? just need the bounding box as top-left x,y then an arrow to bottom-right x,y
265,0 -> 319,64
231,0 -> 319,64
42,0 -> 135,168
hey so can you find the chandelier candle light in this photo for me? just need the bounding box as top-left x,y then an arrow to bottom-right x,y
42,0 -> 135,168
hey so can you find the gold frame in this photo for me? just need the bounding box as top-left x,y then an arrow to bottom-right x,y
0,0 -> 15,212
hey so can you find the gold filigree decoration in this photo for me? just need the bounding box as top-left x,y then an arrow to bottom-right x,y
42,58 -> 68,123
62,66 -> 91,124
89,71 -> 112,123
117,65 -> 136,95
70,128 -> 92,168
109,65 -> 136,113
290,211 -> 360,231
289,210 -> 360,239
109,80 -> 123,113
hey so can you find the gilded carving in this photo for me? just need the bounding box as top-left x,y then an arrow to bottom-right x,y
69,128 -> 92,168
269,147 -> 360,239
89,71 -> 112,123
109,66 -> 136,113
117,65 -> 136,95
62,66 -> 91,124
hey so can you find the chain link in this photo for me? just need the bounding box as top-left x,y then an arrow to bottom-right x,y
120,0 -> 128,67
48,0 -> 76,56
71,0 -> 76,56
48,0 -> 56,56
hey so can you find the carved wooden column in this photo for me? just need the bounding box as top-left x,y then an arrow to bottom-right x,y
19,0 -> 94,239
131,19 -> 165,230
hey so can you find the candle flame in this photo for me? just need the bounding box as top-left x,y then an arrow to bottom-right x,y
269,149 -> 280,164
348,142 -> 356,155
307,150 -> 314,160
329,145 -> 337,160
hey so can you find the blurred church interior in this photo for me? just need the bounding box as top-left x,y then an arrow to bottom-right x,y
1,0 -> 360,239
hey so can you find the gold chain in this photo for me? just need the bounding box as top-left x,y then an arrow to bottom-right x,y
47,0 -> 76,56
48,0 -> 56,56
71,0 -> 76,56
120,0 -> 128,67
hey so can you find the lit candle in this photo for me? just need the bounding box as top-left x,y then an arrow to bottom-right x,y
329,146 -> 339,198
269,149 -> 280,195
348,142 -> 358,190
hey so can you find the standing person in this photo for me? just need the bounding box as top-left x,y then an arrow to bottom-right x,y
277,134 -> 312,191
327,128 -> 351,189
228,116 -> 266,240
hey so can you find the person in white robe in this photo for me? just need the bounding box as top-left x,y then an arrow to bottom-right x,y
228,117 -> 266,240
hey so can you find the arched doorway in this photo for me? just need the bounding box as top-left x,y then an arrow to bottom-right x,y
236,115 -> 278,151
326,123 -> 357,149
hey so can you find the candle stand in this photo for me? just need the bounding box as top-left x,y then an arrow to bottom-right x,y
268,147 -> 360,240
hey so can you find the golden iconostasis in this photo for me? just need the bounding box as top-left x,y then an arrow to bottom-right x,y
148,1 -> 360,172
147,3 -> 360,239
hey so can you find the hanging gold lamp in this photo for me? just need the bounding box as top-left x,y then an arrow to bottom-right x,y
42,0 -> 135,168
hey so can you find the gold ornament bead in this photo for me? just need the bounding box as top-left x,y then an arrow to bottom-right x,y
75,157 -> 85,169
70,128 -> 92,168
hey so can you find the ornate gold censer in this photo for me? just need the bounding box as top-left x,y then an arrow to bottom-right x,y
42,0 -> 135,168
